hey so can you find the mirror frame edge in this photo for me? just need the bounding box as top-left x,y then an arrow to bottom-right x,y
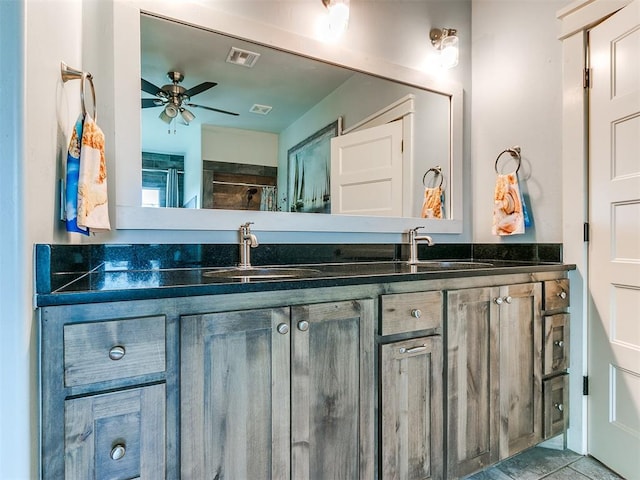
111,0 -> 464,234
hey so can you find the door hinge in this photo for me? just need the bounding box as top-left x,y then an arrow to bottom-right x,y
583,67 -> 591,88
583,222 -> 590,242
583,376 -> 589,395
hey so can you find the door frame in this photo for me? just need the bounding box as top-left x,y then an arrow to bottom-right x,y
557,0 -> 634,455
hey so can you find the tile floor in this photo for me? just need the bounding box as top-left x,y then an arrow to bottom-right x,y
465,446 -> 626,480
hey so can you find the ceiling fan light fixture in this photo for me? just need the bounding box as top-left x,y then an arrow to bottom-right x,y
164,104 -> 179,118
159,109 -> 173,124
180,107 -> 195,124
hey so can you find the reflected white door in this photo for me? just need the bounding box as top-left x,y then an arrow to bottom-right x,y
588,2 -> 640,478
330,120 -> 403,216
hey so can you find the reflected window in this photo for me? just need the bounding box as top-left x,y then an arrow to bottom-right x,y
142,152 -> 184,207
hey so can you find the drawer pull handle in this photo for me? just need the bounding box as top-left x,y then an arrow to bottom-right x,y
277,323 -> 289,335
399,345 -> 427,354
554,403 -> 564,412
554,340 -> 564,348
297,320 -> 310,332
494,297 -> 504,305
504,296 -> 513,304
410,309 -> 422,319
558,291 -> 567,300
108,346 -> 126,361
110,444 -> 126,461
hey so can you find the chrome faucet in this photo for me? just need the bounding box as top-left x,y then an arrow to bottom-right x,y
239,222 -> 259,269
408,226 -> 434,264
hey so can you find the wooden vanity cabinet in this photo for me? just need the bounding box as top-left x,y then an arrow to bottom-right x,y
446,282 -> 543,478
542,279 -> 571,440
379,291 -> 444,480
40,307 -> 169,480
180,299 -> 375,480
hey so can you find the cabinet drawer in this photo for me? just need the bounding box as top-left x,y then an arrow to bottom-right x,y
64,316 -> 166,387
380,291 -> 442,335
543,374 -> 569,439
65,384 -> 166,479
543,279 -> 570,311
543,314 -> 570,376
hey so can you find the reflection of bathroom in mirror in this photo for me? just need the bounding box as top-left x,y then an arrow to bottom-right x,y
140,13 -> 452,219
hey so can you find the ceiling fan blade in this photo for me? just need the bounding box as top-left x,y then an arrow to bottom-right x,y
141,78 -> 162,95
141,98 -> 162,108
187,103 -> 239,116
183,81 -> 217,98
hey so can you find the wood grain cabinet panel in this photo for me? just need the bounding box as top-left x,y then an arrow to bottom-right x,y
64,384 -> 166,480
380,291 -> 443,336
180,307 -> 291,480
543,279 -> 570,312
543,314 -> 570,376
543,374 -> 569,439
381,336 -> 443,480
447,283 -> 543,478
180,300 -> 375,480
63,316 -> 166,387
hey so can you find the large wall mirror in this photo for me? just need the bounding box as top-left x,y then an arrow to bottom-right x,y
112,1 -> 463,234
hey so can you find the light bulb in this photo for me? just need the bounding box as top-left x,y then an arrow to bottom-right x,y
439,34 -> 459,69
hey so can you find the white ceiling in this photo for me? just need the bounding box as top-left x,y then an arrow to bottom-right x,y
140,14 -> 356,134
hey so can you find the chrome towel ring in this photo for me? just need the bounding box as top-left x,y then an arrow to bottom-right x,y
61,62 -> 97,120
422,166 -> 444,188
495,146 -> 521,174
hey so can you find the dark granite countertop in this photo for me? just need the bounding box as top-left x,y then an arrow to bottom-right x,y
36,254 -> 574,307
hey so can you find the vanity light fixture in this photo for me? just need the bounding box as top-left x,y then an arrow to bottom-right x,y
430,27 -> 459,68
322,0 -> 350,37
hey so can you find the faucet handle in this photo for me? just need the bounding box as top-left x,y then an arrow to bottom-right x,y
410,225 -> 425,233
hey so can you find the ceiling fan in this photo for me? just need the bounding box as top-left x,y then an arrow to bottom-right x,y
141,71 -> 239,124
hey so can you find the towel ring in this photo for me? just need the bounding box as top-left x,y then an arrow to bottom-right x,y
422,166 -> 444,188
61,62 -> 97,120
81,73 -> 97,120
494,146 -> 521,174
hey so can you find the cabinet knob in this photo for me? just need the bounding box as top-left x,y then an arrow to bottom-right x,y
277,323 -> 289,335
554,340 -> 564,348
558,291 -> 567,300
108,345 -> 126,361
297,320 -> 309,332
554,403 -> 564,412
410,309 -> 422,319
494,297 -> 504,305
504,296 -> 513,304
110,444 -> 126,461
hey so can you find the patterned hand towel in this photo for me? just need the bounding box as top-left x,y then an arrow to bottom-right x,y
65,114 -> 89,235
77,114 -> 111,231
421,186 -> 443,219
492,172 -> 524,235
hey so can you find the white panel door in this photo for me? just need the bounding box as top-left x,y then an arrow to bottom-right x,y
588,2 -> 640,478
330,120 -> 403,216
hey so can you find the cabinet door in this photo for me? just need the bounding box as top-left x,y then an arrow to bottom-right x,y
498,283 -> 543,458
447,287 -> 500,478
64,384 -> 166,480
381,336 -> 443,480
291,299 -> 375,480
180,308 -> 291,480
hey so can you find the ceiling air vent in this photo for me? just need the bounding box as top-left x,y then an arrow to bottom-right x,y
249,104 -> 273,115
226,47 -> 261,68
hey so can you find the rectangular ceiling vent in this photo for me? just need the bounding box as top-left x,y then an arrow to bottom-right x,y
226,47 -> 261,68
250,104 -> 273,115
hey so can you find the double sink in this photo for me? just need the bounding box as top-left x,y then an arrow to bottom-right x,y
202,261 -> 495,281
